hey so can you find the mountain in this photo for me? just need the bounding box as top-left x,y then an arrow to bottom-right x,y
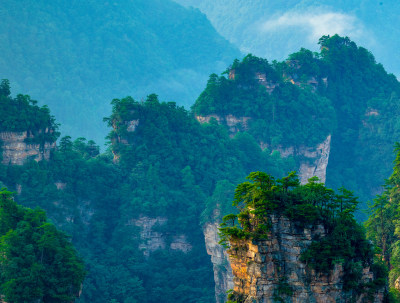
2,35 -> 400,302
174,0 -> 400,77
221,172 -> 387,302
192,35 -> 400,209
0,0 -> 240,144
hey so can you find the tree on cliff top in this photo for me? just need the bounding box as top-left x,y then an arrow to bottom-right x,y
220,171 -> 386,297
0,189 -> 85,302
0,80 -> 59,143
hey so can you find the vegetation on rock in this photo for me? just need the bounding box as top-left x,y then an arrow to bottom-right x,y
0,83 -> 294,302
0,0 -> 240,143
220,171 -> 388,300
1,33 -> 400,302
193,35 -> 400,208
192,54 -> 336,148
0,79 -> 59,143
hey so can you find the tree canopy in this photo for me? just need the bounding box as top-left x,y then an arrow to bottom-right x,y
0,189 -> 85,302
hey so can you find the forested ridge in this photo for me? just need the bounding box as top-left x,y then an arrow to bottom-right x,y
193,35 -> 400,207
0,0 -> 240,144
0,82 -> 294,302
1,35 -> 400,301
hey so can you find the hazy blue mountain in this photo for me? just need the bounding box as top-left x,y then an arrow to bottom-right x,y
174,0 -> 400,77
0,0 -> 240,144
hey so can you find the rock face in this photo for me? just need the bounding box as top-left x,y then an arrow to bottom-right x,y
196,115 -> 331,184
0,131 -> 55,165
204,222 -> 234,303
298,134 -> 331,184
129,216 -> 192,257
268,135 -> 331,184
195,115 -> 250,137
199,127 -> 332,302
227,215 -> 385,303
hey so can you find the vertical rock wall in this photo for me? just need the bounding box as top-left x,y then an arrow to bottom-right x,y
227,215 -> 385,303
128,216 -> 193,257
204,222 -> 234,303
0,131 -> 55,165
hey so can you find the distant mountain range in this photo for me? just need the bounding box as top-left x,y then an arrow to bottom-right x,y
0,0 -> 240,144
175,0 -> 400,77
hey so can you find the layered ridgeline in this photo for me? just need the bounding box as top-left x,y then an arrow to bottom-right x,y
220,172 -> 388,302
0,0 -> 240,144
174,0 -> 400,77
2,35 -> 400,302
0,82 -> 293,302
192,34 -> 400,207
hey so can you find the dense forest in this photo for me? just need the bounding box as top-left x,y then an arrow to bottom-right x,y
2,34 -> 400,301
0,189 -> 85,302
0,0 -> 240,144
0,81 -> 294,302
366,144 -> 400,300
193,35 -> 400,208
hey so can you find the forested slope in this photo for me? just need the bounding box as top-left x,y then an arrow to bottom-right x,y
0,82 -> 293,302
192,35 -> 400,209
2,35 -> 400,302
0,0 -> 240,144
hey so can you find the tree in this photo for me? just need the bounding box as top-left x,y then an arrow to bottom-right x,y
0,79 -> 10,97
0,189 -> 86,302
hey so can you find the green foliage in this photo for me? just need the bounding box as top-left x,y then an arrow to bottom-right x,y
0,0 -> 240,143
192,54 -> 336,147
220,171 -> 382,295
193,34 -> 400,209
318,35 -> 400,205
365,143 -> 400,298
273,277 -> 294,302
105,95 -> 292,221
0,189 -> 85,302
0,80 -> 59,143
0,84 -> 294,302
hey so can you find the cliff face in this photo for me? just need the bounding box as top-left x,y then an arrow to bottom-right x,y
0,131 -> 55,165
196,115 -> 331,184
198,125 -> 332,302
296,134 -> 331,184
128,216 -> 193,257
196,114 -> 250,138
204,222 -> 234,303
227,215 -> 385,303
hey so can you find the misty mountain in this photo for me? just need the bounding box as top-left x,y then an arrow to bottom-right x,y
0,0 -> 240,144
174,0 -> 400,77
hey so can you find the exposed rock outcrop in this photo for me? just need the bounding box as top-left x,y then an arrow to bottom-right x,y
204,222 -> 234,303
227,215 -> 385,303
265,135 -> 331,184
195,115 -> 250,137
298,134 -> 331,184
0,131 -> 55,165
196,115 -> 331,184
129,216 -> 192,257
